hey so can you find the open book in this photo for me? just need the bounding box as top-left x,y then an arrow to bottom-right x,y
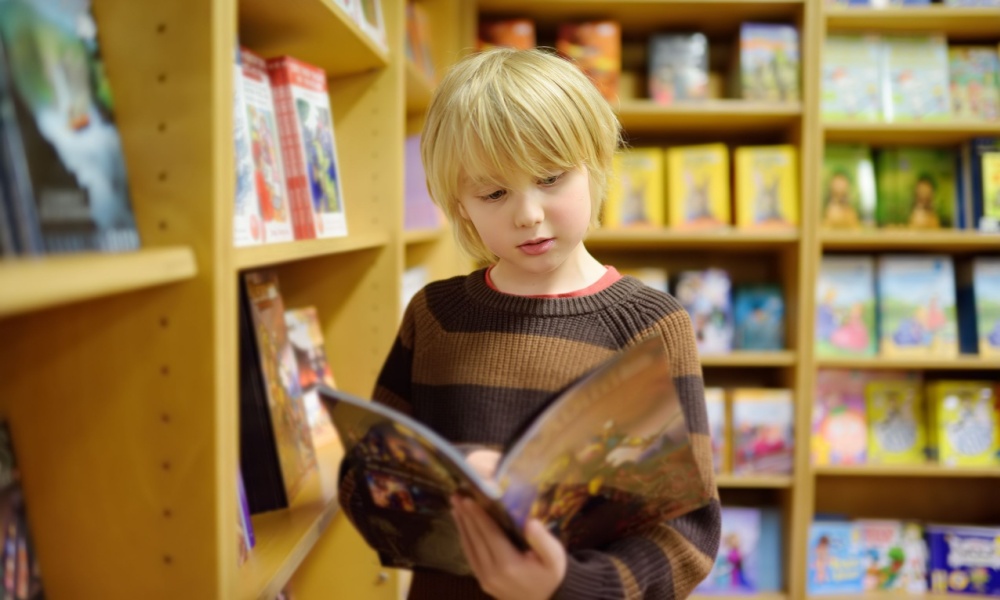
321,336 -> 713,576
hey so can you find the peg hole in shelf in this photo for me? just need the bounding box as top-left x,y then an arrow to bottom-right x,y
158,122 -> 167,133
157,73 -> 167,84
161,461 -> 171,471
159,317 -> 169,329
158,220 -> 168,231
161,365 -> 169,376
163,555 -> 173,565
156,23 -> 167,34
163,509 -> 172,519
158,171 -> 168,182
161,413 -> 171,424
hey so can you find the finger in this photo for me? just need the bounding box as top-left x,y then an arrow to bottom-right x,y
525,519 -> 564,569
461,498 -> 515,567
453,497 -> 484,574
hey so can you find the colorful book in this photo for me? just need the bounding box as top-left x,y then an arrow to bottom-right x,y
979,141 -> 1000,230
604,147 -> 664,228
734,145 -> 799,229
876,147 -> 956,230
733,284 -> 785,351
880,35 -> 951,122
807,521 -> 864,594
973,257 -> 1000,356
697,507 -> 782,593
268,56 -> 348,239
812,370 -> 870,466
821,144 -> 877,229
737,23 -> 800,102
239,48 -> 294,244
704,388 -> 727,474
821,34 -> 883,122
233,48 -> 263,247
731,388 -> 794,474
556,21 -> 621,101
648,33 -> 709,104
926,381 -> 999,466
948,46 -> 1000,121
675,269 -> 734,354
927,524 -> 1000,595
865,380 -> 926,465
478,18 -> 536,51
404,134 -> 443,231
356,0 -> 386,49
816,255 -> 877,357
285,306 -> 340,447
856,520 -> 927,592
877,255 -> 958,357
666,144 -> 730,229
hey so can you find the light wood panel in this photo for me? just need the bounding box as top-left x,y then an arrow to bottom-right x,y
825,6 -> 1000,41
616,100 -> 802,134
816,356 -> 1000,371
405,59 -> 434,115
824,121 -> 1000,146
716,475 -> 794,489
585,229 -> 800,250
701,351 -> 798,368
821,230 -> 1000,253
235,233 -> 391,269
814,464 -> 1000,479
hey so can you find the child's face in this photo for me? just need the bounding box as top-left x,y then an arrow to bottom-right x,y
457,165 -> 593,280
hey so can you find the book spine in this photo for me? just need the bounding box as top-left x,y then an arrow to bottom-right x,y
269,71 -> 316,241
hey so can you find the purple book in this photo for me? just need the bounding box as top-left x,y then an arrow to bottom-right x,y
404,134 -> 443,231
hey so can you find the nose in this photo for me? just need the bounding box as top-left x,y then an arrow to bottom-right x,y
513,190 -> 544,228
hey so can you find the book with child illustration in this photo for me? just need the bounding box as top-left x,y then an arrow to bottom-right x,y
734,145 -> 800,230
697,506 -> 782,594
877,255 -> 958,357
821,144 -> 877,229
815,255 -> 877,357
323,336 -> 714,576
666,144 -> 730,230
604,147 -> 664,229
876,147 -> 956,230
821,34 -> 883,122
925,381 -> 999,467
865,381 -> 926,465
973,257 -> 1000,357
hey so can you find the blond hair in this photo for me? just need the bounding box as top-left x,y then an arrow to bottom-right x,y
421,47 -> 622,264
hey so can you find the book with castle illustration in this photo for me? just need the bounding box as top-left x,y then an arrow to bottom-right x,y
322,336 -> 714,576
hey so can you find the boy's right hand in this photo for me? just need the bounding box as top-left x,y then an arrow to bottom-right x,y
466,449 -> 501,480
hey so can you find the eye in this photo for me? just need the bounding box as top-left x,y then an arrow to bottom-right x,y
481,189 -> 506,202
538,172 -> 564,186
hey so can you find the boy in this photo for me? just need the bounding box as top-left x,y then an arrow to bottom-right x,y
340,47 -> 720,599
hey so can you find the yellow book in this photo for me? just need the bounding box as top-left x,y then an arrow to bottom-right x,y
926,381 -> 999,467
734,145 -> 799,229
604,147 -> 664,228
865,381 -> 926,465
666,143 -> 730,229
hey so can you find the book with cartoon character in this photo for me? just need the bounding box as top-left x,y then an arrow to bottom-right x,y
865,381 -> 926,465
734,284 -> 785,351
880,35 -> 951,122
927,524 -> 1000,595
812,370 -> 871,466
731,388 -> 794,475
856,520 -> 928,593
948,46 -> 1000,121
821,144 -> 877,229
877,255 -> 958,357
666,144 -> 730,230
876,147 -> 956,230
816,255 -> 877,358
647,33 -> 709,104
604,147 -> 664,228
556,20 -> 621,102
926,381 -> 999,466
973,257 -> 1000,357
822,34 -> 883,122
326,336 -> 714,576
736,23 -> 800,102
734,145 -> 799,230
675,268 -> 735,354
696,506 -> 782,594
807,520 -> 864,595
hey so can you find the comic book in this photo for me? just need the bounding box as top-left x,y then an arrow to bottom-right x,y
284,307 -> 339,447
877,255 -> 958,357
821,144 -> 877,229
926,381 -> 999,467
821,34 -> 883,122
324,336 -> 714,576
666,144 -> 731,230
734,145 -> 799,230
268,56 -> 348,239
880,35 -> 951,122
865,381 -> 926,465
973,257 -> 1000,357
815,255 -> 877,358
604,147 -> 664,228
948,46 -> 1000,122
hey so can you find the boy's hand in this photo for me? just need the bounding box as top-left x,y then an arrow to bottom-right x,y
466,449 -> 501,480
452,496 -> 566,600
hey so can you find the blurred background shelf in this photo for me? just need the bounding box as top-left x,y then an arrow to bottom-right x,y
821,230 -> 1000,253
815,356 -> 998,371
586,229 -> 799,251
617,100 -> 802,134
235,233 -> 391,269
701,351 -> 797,367
824,6 -> 1000,41
823,121 -> 1000,145
814,464 -> 1000,479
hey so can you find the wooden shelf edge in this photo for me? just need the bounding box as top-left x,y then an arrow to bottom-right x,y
586,229 -> 800,249
403,228 -> 447,245
809,593 -> 999,600
618,99 -> 802,117
815,356 -> 998,371
821,230 -> 1000,251
235,232 -> 390,270
405,60 -> 434,116
0,246 -> 197,319
716,475 -> 794,489
701,351 -> 797,367
814,464 -> 1000,479
692,593 -> 786,600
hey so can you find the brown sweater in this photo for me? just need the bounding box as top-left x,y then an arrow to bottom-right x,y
346,269 -> 720,599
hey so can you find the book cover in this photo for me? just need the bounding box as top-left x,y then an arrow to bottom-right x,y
856,520 -> 928,592
285,307 -> 339,448
876,147 -> 956,230
733,284 -> 785,351
973,257 -> 1000,356
738,23 -> 800,102
604,147 -> 664,229
244,271 -> 318,506
675,269 -> 734,354
731,388 -> 794,474
478,19 -> 536,51
666,143 -> 730,230
697,507 -> 772,593
881,35 -> 951,122
927,524 -> 1000,595
233,47 -> 262,247
948,46 -> 1000,121
808,520 -> 864,594
926,381 -> 999,466
648,33 -> 709,104
356,0 -> 387,49
878,255 -> 958,357
0,0 -> 140,254
268,56 -> 348,240
327,336 -> 713,575
821,34 -> 883,122
236,471 -> 255,565
734,145 -> 799,230
239,48 -> 294,244
556,21 -> 621,102
704,388 -> 727,474
812,370 -> 870,466
822,144 -> 877,229
865,380 -> 926,465
981,144 -> 1000,229
816,255 -> 877,357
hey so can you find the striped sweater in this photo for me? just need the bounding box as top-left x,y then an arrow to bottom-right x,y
345,269 -> 721,599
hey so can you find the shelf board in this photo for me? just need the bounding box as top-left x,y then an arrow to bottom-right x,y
238,443 -> 343,600
403,228 -> 447,245
716,474 -> 794,489
617,100 -> 802,133
810,594 -> 999,600
239,0 -> 388,78
405,60 -> 434,116
693,594 -> 786,600
824,121 -> 1000,146
235,232 -> 390,270
701,351 -> 797,367
814,464 -> 1000,479
0,246 -> 197,319
825,6 -> 1000,41
816,356 -> 999,371
586,228 -> 799,251
821,230 -> 1000,253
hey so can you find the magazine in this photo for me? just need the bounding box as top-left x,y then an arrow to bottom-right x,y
321,336 -> 713,576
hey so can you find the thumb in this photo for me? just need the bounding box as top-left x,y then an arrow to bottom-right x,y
525,519 -> 566,569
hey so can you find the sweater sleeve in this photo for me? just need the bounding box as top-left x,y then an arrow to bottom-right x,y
553,308 -> 722,600
370,291 -> 420,415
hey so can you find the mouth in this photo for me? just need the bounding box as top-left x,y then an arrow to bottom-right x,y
519,238 -> 552,248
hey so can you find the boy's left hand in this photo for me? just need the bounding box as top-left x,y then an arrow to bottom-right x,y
452,496 -> 566,600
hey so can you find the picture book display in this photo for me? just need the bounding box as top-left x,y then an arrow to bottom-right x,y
285,306 -> 339,447
876,147 -> 956,230
973,257 -> 1000,357
731,388 -> 794,475
0,0 -> 140,254
812,370 -> 871,466
807,520 -> 864,594
478,19 -> 536,51
604,147 -> 664,228
816,255 -> 877,357
878,255 -> 958,357
926,381 -> 999,466
948,46 -> 1000,121
647,33 -> 709,104
704,388 -> 726,474
927,524 -> 1000,595
666,144 -> 730,229
865,381 -> 926,465
737,23 -> 800,102
675,269 -> 734,354
880,35 -> 950,122
856,520 -> 928,593
821,144 -> 876,229
233,47 -> 263,247
268,56 -> 348,239
326,336 -> 714,576
734,145 -> 799,230
697,506 -> 782,594
821,34 -> 883,122
733,284 -> 785,351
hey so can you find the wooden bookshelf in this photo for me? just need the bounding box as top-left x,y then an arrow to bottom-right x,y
585,229 -> 800,250
234,233 -> 391,269
809,595 -> 999,600
824,6 -> 1000,41
0,247 -> 197,318
816,356 -> 1000,371
824,121 -> 1000,146
405,59 -> 434,115
821,230 -> 1000,253
616,100 -> 802,134
701,351 -> 798,368
814,464 -> 1000,479
716,474 -> 794,489
403,228 -> 447,245
693,594 -> 786,600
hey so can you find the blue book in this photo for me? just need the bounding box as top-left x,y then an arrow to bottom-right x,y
808,521 -> 864,594
734,284 -> 785,350
697,506 -> 782,594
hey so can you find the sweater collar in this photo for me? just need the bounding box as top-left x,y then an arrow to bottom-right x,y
462,268 -> 643,317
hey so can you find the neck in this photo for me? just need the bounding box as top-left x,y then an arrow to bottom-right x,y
489,245 -> 606,296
